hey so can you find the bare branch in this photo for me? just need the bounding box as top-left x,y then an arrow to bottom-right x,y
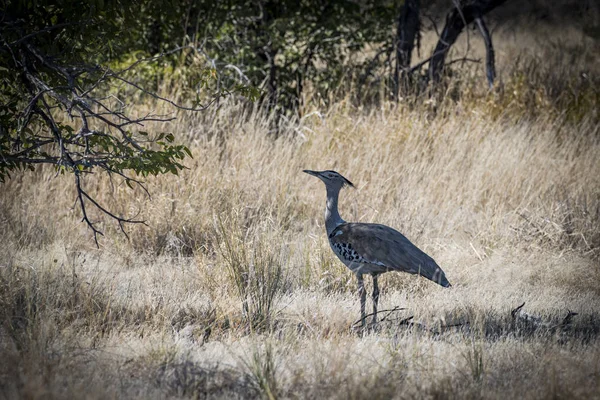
352,306 -> 406,327
9,22 -> 82,46
109,74 -> 220,112
75,174 -> 104,247
112,46 -> 195,76
429,0 -> 509,84
75,173 -> 147,246
475,16 -> 496,88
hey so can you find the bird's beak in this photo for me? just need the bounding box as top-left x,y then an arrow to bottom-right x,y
303,169 -> 320,177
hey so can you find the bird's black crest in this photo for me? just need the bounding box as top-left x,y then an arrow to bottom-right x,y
324,170 -> 354,188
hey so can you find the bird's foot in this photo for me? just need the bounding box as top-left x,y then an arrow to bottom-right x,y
369,321 -> 382,333
351,323 -> 366,335
350,321 -> 381,336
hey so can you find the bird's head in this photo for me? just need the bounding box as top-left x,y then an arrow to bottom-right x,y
303,169 -> 354,190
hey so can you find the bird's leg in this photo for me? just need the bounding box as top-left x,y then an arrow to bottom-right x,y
372,274 -> 380,326
357,274 -> 366,328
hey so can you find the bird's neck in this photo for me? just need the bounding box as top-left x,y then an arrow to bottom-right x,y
325,186 -> 344,235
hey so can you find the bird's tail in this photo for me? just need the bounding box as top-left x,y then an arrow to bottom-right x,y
431,266 -> 451,288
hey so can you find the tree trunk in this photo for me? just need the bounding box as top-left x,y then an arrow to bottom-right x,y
429,0 -> 509,84
393,0 -> 420,100
265,45 -> 278,110
256,2 -> 279,112
475,16 -> 496,88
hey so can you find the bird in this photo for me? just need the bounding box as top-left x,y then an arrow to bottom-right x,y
303,169 -> 451,328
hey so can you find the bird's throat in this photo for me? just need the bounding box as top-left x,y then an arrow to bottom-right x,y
325,186 -> 344,236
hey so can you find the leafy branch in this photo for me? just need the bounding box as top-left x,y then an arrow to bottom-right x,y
0,9 -> 251,246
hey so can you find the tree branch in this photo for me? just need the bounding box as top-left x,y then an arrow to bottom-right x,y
2,37 -> 202,244
75,173 -> 147,247
428,0 -> 508,84
474,16 -> 496,88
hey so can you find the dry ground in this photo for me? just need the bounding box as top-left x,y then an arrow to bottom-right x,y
1,18 -> 600,400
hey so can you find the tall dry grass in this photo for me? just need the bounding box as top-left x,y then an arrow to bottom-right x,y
1,18 -> 599,399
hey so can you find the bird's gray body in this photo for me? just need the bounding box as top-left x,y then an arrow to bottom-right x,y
329,222 -> 450,287
304,169 -> 451,327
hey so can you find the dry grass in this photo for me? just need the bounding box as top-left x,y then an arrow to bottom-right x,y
1,19 -> 600,400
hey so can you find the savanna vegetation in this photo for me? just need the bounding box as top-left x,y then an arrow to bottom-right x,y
1,0 -> 599,398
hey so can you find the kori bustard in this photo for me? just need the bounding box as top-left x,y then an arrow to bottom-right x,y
304,169 -> 451,327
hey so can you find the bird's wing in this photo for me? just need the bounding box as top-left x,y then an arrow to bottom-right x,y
329,223 -> 450,286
